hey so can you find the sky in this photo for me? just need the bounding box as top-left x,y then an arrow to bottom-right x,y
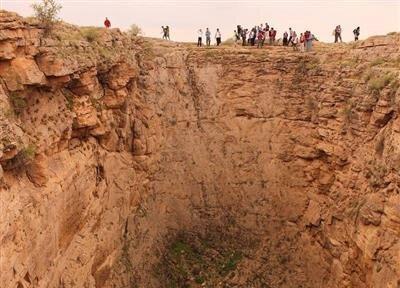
1,0 -> 399,42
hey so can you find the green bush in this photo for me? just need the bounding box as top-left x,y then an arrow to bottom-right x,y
32,0 -> 62,32
81,27 -> 101,43
3,144 -> 36,171
368,73 -> 396,94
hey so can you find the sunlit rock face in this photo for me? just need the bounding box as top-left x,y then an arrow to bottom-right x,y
1,11 -> 399,288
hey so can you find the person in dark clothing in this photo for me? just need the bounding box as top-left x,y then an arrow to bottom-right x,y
235,30 -> 240,42
353,27 -> 360,41
237,25 -> 242,36
215,28 -> 222,46
104,17 -> 111,28
283,31 -> 289,46
166,26 -> 170,40
241,29 -> 248,46
251,27 -> 257,46
162,26 -> 168,39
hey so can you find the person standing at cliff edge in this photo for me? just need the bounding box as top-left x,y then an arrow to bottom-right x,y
334,25 -> 343,43
205,28 -> 211,46
162,26 -> 167,39
283,31 -> 289,46
215,28 -> 222,46
299,32 -> 305,52
288,28 -> 293,44
353,27 -> 360,41
257,29 -> 265,48
104,17 -> 111,28
197,29 -> 203,47
241,29 -> 248,46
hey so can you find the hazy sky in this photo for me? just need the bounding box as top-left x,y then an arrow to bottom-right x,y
2,0 -> 399,42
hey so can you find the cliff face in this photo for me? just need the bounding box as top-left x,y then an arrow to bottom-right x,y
1,11 -> 399,288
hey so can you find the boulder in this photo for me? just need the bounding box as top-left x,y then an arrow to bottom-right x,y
304,200 -> 322,226
0,57 -> 46,91
26,155 -> 49,187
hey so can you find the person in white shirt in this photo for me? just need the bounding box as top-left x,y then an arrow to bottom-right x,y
288,28 -> 294,44
197,29 -> 203,47
215,28 -> 222,46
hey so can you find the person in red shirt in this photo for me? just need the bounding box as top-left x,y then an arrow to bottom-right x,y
104,17 -> 111,29
272,29 -> 277,44
269,28 -> 277,45
257,29 -> 265,48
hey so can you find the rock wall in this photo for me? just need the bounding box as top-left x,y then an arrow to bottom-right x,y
0,11 -> 399,288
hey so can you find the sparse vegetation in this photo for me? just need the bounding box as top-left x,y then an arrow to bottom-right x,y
128,24 -> 143,37
365,159 -> 389,188
367,72 -> 396,95
140,41 -> 155,60
157,232 -> 245,287
341,99 -> 356,128
222,37 -> 236,45
3,144 -> 37,171
32,0 -> 62,32
80,27 -> 101,43
369,58 -> 385,67
9,92 -> 27,116
340,56 -> 360,68
293,57 -> 321,86
347,198 -> 367,223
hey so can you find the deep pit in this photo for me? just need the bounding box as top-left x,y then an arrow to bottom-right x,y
1,11 -> 399,288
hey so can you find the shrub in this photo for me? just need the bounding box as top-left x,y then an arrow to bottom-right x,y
368,73 -> 396,94
3,145 -> 36,171
341,100 -> 356,127
369,58 -> 385,67
80,27 -> 101,43
128,24 -> 143,37
9,92 -> 27,116
223,37 -> 235,45
32,0 -> 62,32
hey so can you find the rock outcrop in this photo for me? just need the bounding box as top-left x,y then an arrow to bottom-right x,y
0,11 -> 399,288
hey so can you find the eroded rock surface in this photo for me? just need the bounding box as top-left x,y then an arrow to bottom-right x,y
0,11 -> 399,288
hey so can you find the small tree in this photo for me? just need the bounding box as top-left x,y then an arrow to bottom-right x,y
128,24 -> 143,37
32,0 -> 62,31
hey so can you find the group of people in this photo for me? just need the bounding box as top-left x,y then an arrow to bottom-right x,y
101,17 -> 362,50
282,28 -> 318,52
234,23 -> 317,52
334,25 -> 361,42
161,26 -> 171,40
197,28 -> 222,46
235,24 -> 278,47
